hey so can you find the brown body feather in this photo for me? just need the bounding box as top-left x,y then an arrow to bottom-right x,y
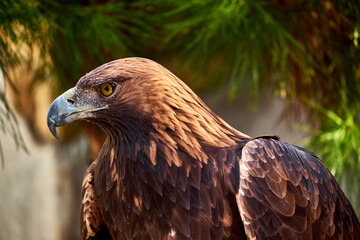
50,58 -> 359,239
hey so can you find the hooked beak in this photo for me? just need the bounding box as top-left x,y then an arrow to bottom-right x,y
47,87 -> 108,140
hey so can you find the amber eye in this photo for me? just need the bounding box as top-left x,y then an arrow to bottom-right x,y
100,83 -> 113,96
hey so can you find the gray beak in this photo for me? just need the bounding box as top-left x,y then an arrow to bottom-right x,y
47,87 -> 78,140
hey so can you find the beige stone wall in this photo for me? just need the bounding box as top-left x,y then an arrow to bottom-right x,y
0,114 -> 92,240
0,117 -> 58,240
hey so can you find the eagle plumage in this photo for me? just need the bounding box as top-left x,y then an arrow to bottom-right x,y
47,57 -> 360,239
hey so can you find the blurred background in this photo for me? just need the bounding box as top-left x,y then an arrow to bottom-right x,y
0,0 -> 359,239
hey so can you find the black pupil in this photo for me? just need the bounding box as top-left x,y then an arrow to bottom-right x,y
104,85 -> 109,92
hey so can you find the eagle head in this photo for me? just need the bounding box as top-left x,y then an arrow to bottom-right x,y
47,57 -> 178,139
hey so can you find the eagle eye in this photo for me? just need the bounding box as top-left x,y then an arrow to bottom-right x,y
100,83 -> 113,96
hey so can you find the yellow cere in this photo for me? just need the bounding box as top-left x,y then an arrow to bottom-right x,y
100,83 -> 113,96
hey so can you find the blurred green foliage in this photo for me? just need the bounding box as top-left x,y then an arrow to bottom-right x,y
1,0 -> 359,213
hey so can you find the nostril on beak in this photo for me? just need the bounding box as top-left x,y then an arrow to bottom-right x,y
67,98 -> 75,106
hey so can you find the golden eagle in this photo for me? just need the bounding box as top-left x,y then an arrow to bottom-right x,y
47,58 -> 360,239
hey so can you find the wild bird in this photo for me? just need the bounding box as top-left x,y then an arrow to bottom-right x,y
47,57 -> 360,240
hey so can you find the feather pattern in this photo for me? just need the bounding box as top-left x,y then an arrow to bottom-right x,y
238,137 -> 360,239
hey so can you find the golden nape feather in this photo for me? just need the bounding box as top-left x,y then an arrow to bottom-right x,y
47,57 -> 360,240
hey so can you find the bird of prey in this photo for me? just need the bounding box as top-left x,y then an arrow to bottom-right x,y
47,57 -> 360,239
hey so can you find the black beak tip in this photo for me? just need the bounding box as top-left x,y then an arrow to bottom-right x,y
47,116 -> 60,140
47,104 -> 60,140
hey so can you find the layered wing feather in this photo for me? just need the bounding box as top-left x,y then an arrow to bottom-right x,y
81,161 -> 112,240
237,137 -> 360,239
